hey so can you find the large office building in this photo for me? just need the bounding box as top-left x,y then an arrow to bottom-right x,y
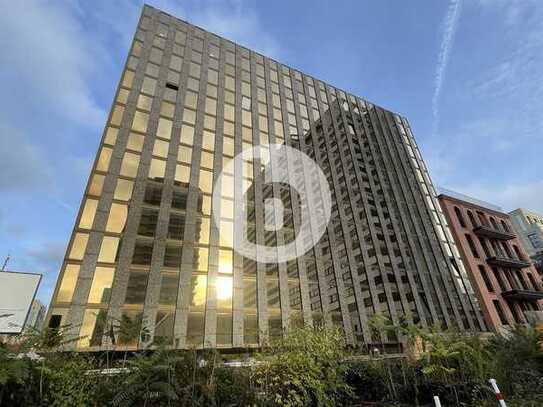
439,191 -> 543,331
46,5 -> 485,351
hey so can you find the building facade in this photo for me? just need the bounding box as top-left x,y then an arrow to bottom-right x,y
439,191 -> 543,331
509,208 -> 543,260
25,300 -> 46,332
46,5 -> 485,351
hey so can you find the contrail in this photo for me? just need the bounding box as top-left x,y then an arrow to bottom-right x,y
432,0 -> 463,136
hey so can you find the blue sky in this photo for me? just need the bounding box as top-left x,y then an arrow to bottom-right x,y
1,0 -> 542,305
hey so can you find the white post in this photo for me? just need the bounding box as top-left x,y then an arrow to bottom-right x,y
489,378 -> 507,407
433,395 -> 442,407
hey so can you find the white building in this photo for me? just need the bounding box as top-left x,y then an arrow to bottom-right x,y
509,208 -> 543,258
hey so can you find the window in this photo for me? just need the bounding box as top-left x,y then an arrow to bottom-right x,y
171,189 -> 187,210
138,208 -> 159,237
69,233 -> 89,260
153,139 -> 169,158
193,248 -> 208,272
120,152 -> 140,178
89,174 -> 105,196
465,234 -> 479,258
168,213 -> 185,240
156,118 -> 173,140
159,274 -> 180,305
492,267 -> 507,291
98,236 -> 120,263
96,147 -> 112,172
190,275 -> 207,310
124,271 -> 149,304
467,210 -> 477,228
148,158 -> 166,181
88,267 -> 114,303
56,265 -> 80,303
106,204 -> 128,233
79,199 -> 98,229
217,276 -> 233,309
132,111 -> 149,133
493,300 -> 509,325
175,164 -> 190,184
454,207 -> 465,227
478,265 -> 493,292
127,133 -> 145,151
133,241 -> 153,265
144,183 -> 162,206
78,309 -> 107,348
164,244 -> 182,268
180,124 -> 194,145
114,179 -> 134,201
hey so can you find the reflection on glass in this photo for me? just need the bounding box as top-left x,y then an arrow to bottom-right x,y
98,236 -> 120,263
79,199 -> 98,229
96,147 -> 112,172
106,203 -> 128,233
132,111 -> 149,133
159,273 -> 180,305
104,127 -> 118,145
57,264 -> 80,303
220,221 -> 233,247
127,133 -> 145,151
88,267 -> 114,303
190,275 -> 207,310
120,152 -> 140,178
69,233 -> 89,260
114,179 -> 133,201
194,248 -> 208,272
78,309 -> 106,348
156,118 -> 173,140
175,164 -> 190,183
124,271 -> 149,305
217,276 -> 233,309
89,174 -> 105,196
219,249 -> 233,274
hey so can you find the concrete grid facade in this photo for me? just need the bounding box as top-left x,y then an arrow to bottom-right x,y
509,208 -> 543,259
47,4 -> 485,351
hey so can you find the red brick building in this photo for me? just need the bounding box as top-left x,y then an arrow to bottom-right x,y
438,190 -> 543,331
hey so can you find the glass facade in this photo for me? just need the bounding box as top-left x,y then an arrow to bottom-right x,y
47,4 -> 485,350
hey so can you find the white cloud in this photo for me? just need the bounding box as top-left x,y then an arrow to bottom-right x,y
432,0 -> 463,136
0,1 -> 106,126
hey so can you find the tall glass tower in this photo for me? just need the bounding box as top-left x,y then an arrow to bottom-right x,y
47,4 -> 485,351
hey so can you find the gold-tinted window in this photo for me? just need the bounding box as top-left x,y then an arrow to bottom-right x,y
160,101 -> 175,118
98,236 -> 120,263
220,221 -> 233,247
200,151 -> 214,169
221,175 -> 234,198
56,264 -> 80,303
185,91 -> 198,109
198,217 -> 210,244
223,137 -> 234,157
69,233 -> 89,260
137,94 -> 153,111
106,203 -> 128,233
78,309 -> 105,348
87,267 -> 114,303
199,170 -> 213,193
114,179 -> 133,201
219,249 -> 233,274
205,98 -> 216,116
104,127 -> 118,145
117,88 -> 130,104
204,114 -> 216,130
142,77 -> 157,95
178,145 -> 192,164
132,111 -> 149,133
127,133 -> 145,152
221,199 -> 234,220
190,275 -> 207,311
156,118 -> 172,140
224,104 -> 235,122
88,174 -> 105,197
153,139 -> 169,158
217,276 -> 233,309
110,105 -> 125,126
79,199 -> 98,229
183,108 -> 196,125
202,131 -> 215,151
120,152 -> 140,178
148,158 -> 166,180
96,147 -> 112,172
194,248 -> 208,272
175,164 -> 190,183
180,124 -> 194,145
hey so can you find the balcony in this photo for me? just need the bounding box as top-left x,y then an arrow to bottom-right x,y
501,289 -> 543,302
473,224 -> 516,241
486,255 -> 531,269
